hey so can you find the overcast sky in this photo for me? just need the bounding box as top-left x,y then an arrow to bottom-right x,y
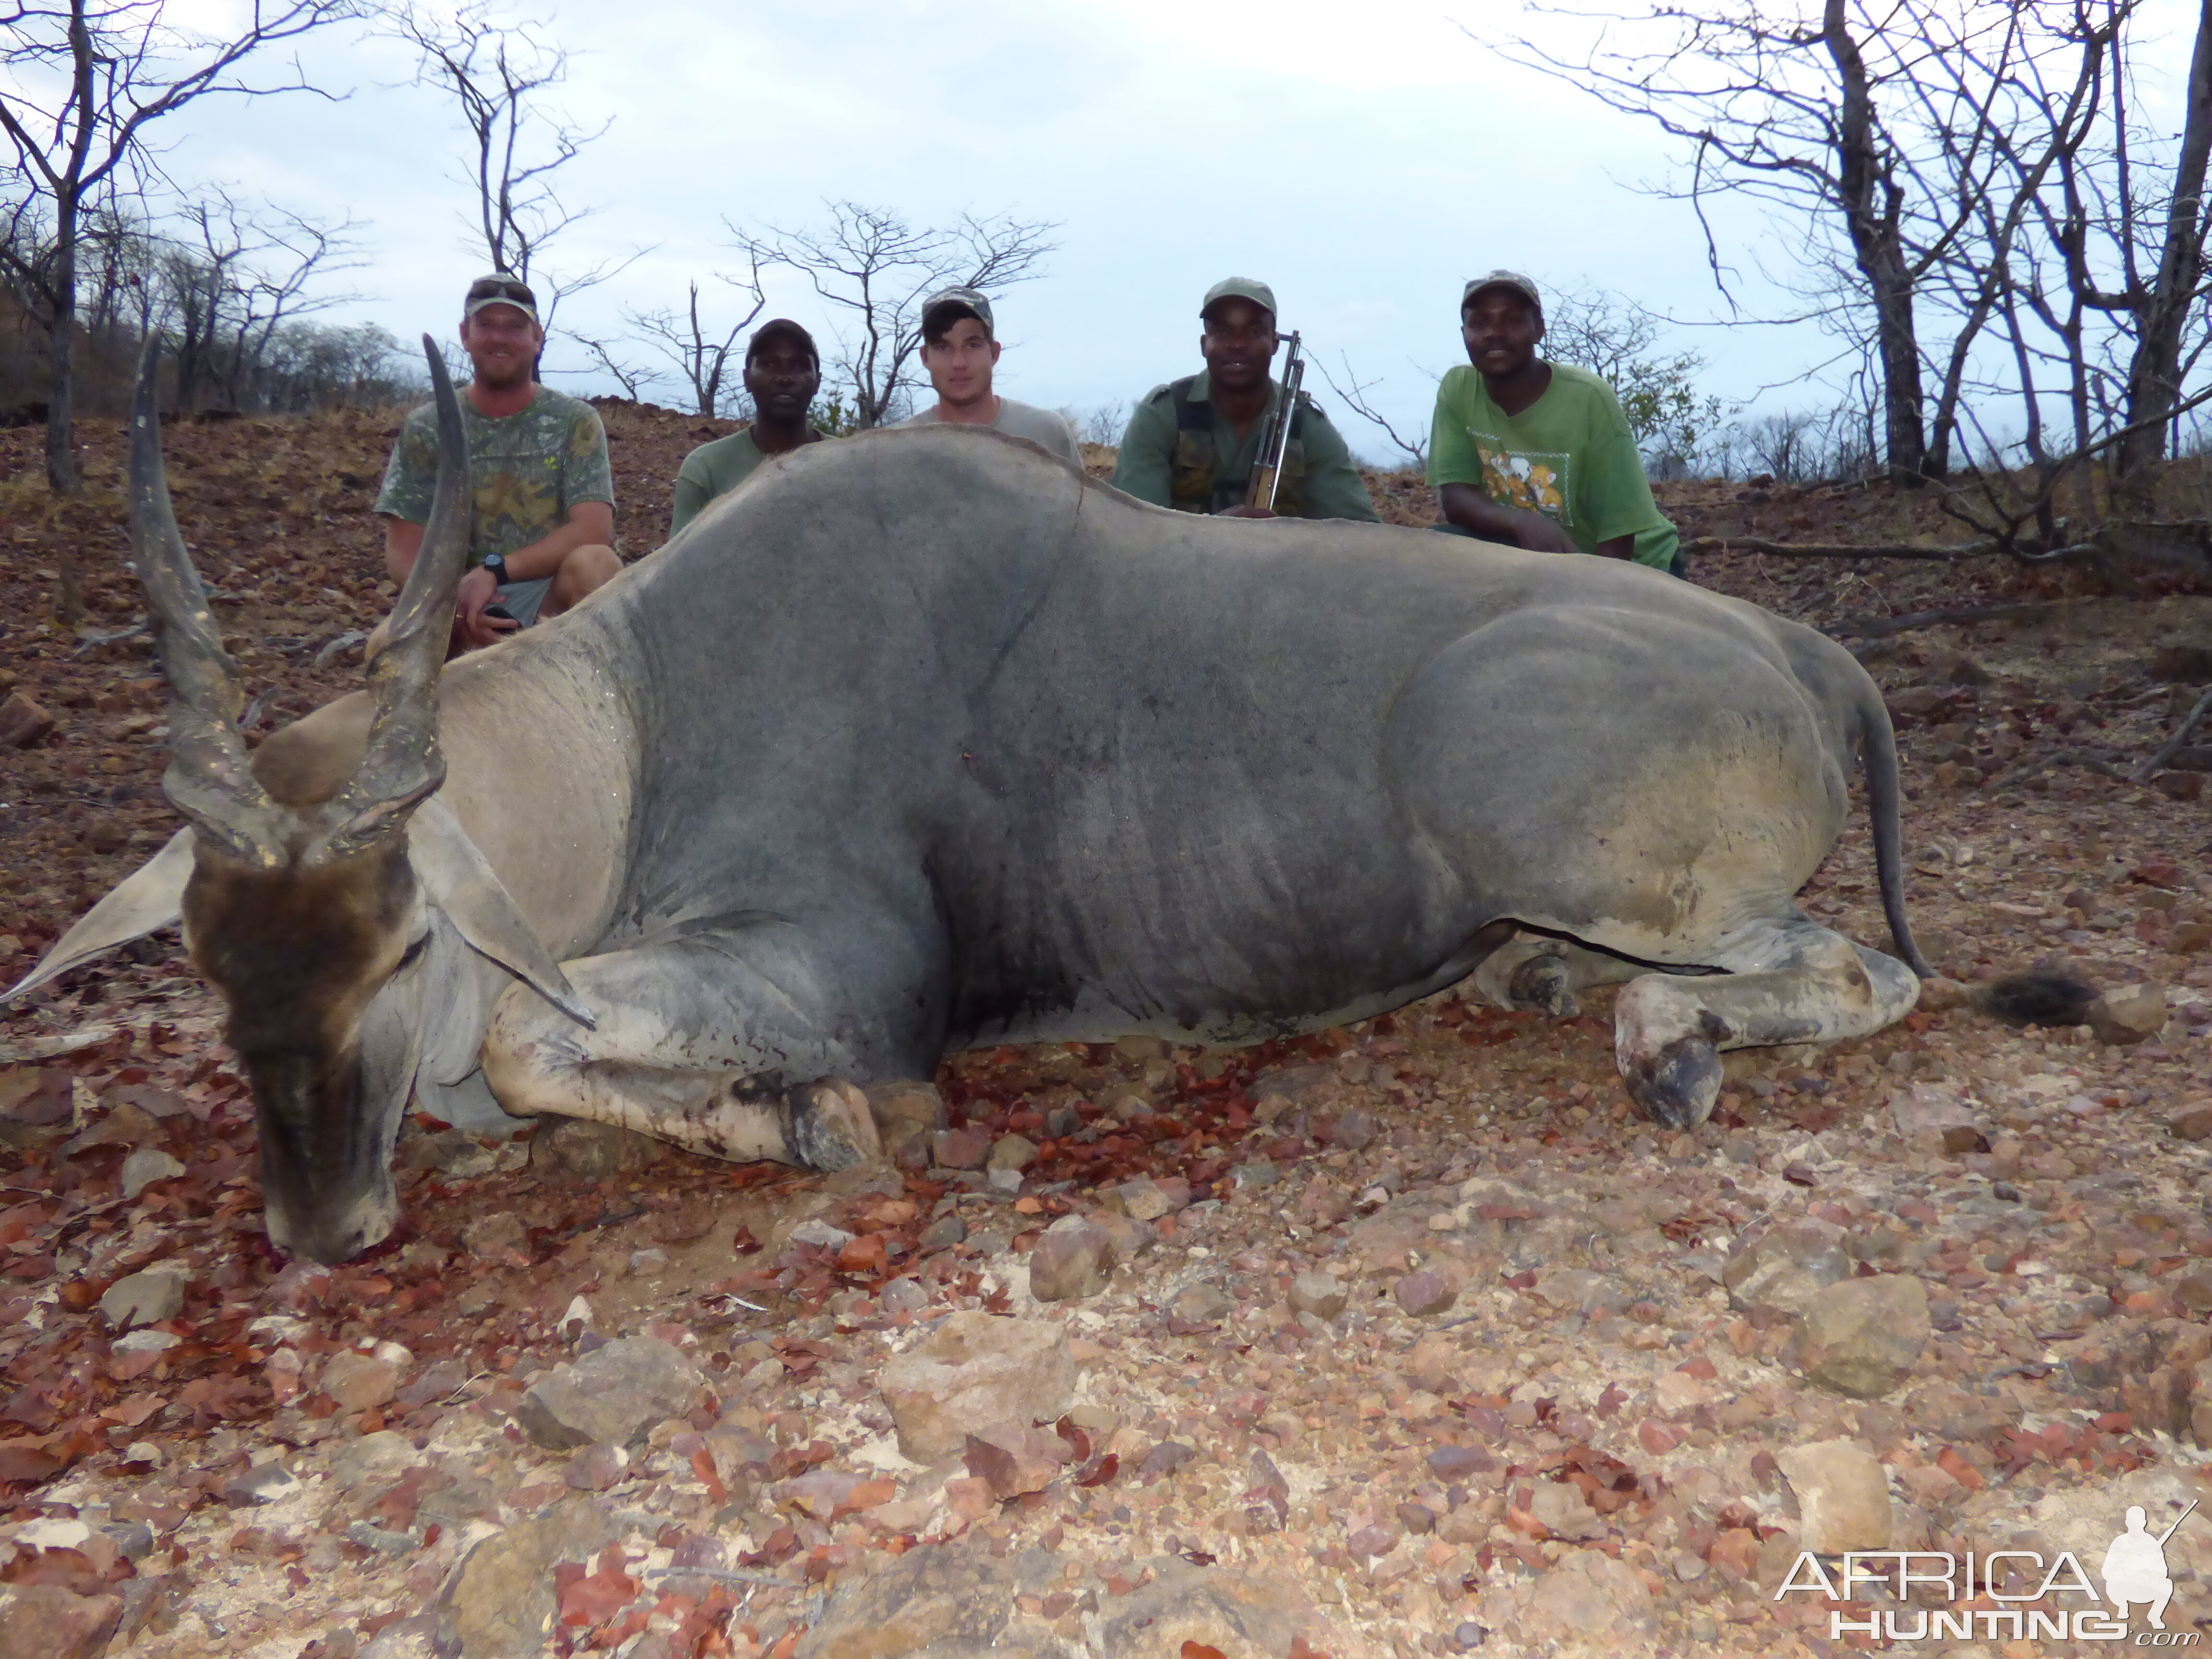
102,0 -> 2212,459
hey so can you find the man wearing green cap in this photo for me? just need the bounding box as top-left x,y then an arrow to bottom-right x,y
374,272 -> 621,654
1427,271 -> 1680,573
1112,278 -> 1377,521
894,287 -> 1081,462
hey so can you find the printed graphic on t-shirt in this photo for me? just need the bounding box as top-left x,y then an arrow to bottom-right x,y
1472,435 -> 1572,524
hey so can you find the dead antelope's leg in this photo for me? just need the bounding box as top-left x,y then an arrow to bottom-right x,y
1611,915 -> 1918,1131
481,922 -> 938,1170
1470,931 -> 1647,1019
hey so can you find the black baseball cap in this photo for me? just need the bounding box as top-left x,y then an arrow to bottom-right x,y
746,318 -> 818,368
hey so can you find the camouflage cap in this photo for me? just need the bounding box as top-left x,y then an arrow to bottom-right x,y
464,272 -> 540,326
1462,270 -> 1542,314
921,286 -> 994,340
1201,277 -> 1277,320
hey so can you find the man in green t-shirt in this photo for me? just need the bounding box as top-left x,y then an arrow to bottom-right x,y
669,319 -> 829,538
1113,277 -> 1377,522
1426,271 -> 1680,574
373,273 -> 620,656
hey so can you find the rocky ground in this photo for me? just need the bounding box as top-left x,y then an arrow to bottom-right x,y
0,406 -> 2209,1659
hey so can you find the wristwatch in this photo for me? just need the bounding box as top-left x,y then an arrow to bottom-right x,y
480,553 -> 508,589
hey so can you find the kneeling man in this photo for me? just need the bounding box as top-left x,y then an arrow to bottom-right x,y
895,287 -> 1081,463
1113,277 -> 1376,521
375,272 -> 621,655
1429,271 -> 1680,573
670,319 -> 828,536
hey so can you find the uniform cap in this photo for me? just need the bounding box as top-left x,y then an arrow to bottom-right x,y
1201,277 -> 1277,320
1462,271 -> 1542,313
464,272 -> 539,326
921,287 -> 994,339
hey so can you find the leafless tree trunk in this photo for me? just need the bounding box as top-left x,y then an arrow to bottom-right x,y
1482,3 -> 1962,481
0,0 -> 357,498
1824,0 -> 1926,480
2116,0 -> 2212,476
734,203 -> 1058,427
151,194 -> 358,413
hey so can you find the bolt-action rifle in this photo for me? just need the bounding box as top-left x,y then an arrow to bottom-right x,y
1244,329 -> 1304,513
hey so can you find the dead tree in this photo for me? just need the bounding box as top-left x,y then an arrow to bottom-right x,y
0,0 -> 357,496
1487,2 -> 2064,483
1488,3 -> 1939,479
2114,0 -> 2212,477
159,194 -> 360,413
567,333 -> 652,401
388,2 -> 635,332
1311,354 -> 1429,469
734,203 -> 1057,428
623,257 -> 769,418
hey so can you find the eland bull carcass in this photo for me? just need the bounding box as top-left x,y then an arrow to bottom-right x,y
12,339 -> 1940,1263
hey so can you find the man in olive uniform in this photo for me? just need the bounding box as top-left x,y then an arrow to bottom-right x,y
1113,277 -> 1376,521
669,318 -> 827,537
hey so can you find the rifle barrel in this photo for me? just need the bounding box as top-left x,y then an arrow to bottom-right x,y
2156,1498 -> 2198,1545
1246,330 -> 1303,512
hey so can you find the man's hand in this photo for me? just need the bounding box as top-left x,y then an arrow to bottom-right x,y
451,565 -> 517,653
1437,483 -> 1577,554
1215,503 -> 1278,519
1502,508 -> 1576,555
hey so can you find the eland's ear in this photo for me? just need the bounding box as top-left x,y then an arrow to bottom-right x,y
3,829 -> 195,1003
406,798 -> 593,1027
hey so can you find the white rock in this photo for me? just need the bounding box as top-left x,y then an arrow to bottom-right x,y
120,1147 -> 185,1199
14,1518 -> 91,1551
1778,1440 -> 1892,1551
1889,1084 -> 1977,1151
878,1310 -> 1074,1463
328,1431 -> 425,1491
99,1268 -> 187,1329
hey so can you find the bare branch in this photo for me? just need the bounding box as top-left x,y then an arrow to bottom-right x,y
384,2 -> 636,329
732,202 -> 1059,427
0,0 -> 361,492
2138,686 -> 2212,781
567,333 -> 656,402
614,254 -> 768,417
1310,352 -> 1429,467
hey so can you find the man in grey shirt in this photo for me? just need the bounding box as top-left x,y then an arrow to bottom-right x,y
896,286 -> 1082,464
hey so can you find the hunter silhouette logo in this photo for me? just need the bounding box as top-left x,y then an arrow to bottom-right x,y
1775,1497 -> 2200,1644
2104,1502 -> 2196,1632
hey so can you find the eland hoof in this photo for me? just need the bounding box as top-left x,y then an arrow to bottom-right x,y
783,1080 -> 883,1172
1507,953 -> 1580,1019
1623,1034 -> 1723,1132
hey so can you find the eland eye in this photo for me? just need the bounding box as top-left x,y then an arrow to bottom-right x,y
395,935 -> 429,973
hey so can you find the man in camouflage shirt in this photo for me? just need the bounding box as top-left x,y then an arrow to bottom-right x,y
374,273 -> 619,655
1112,277 -> 1376,522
